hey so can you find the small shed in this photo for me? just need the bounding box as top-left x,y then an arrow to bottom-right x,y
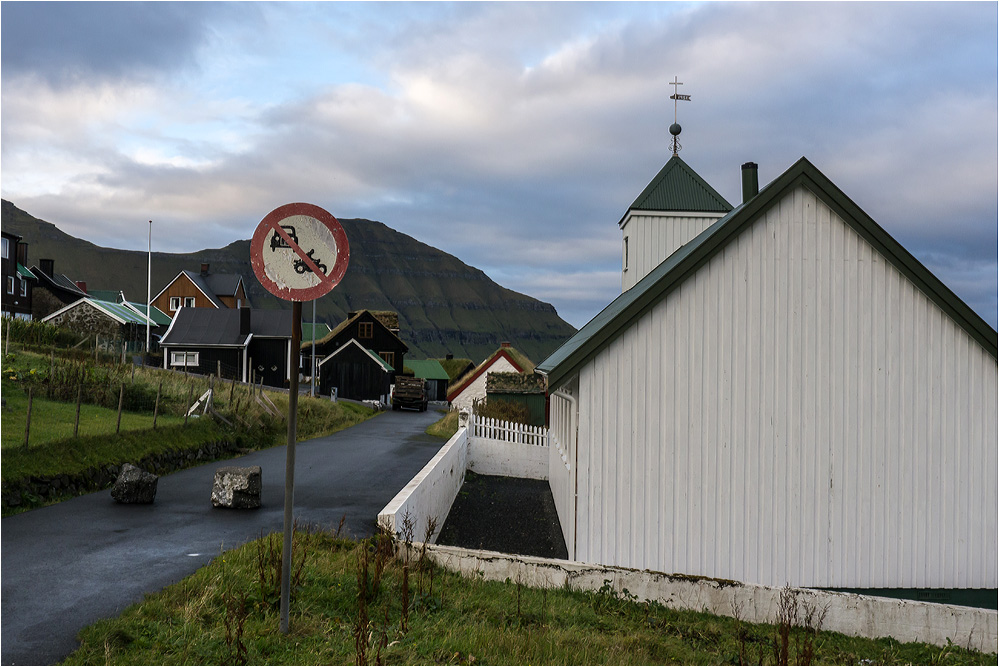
42,298 -> 156,352
405,360 -> 451,402
317,339 -> 393,401
485,371 -> 547,426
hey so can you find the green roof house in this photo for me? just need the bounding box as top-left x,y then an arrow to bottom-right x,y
405,359 -> 451,401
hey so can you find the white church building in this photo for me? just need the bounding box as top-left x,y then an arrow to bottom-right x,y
536,153 -> 998,598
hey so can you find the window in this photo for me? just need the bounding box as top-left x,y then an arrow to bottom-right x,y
1,237 -> 8,259
623,236 -> 629,271
170,351 -> 199,367
358,321 -> 373,339
6,276 -> 13,295
169,297 -> 181,311
184,297 -> 196,308
379,351 -> 395,368
19,279 -> 27,297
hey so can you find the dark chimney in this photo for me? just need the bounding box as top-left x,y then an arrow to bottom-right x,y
16,242 -> 28,266
75,281 -> 87,294
741,162 -> 759,203
501,341 -> 511,348
39,258 -> 54,278
200,263 -> 210,276
239,307 -> 251,336
446,353 -> 454,360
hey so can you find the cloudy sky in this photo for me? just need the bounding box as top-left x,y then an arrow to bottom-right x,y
2,1 -> 996,329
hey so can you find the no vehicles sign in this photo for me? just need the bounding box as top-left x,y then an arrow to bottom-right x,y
250,203 -> 350,302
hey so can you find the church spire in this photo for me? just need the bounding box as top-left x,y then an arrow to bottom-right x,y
668,75 -> 690,156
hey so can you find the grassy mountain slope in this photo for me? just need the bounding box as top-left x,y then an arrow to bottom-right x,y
2,200 -> 576,362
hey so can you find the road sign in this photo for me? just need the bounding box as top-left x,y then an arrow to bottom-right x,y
250,202 -> 349,302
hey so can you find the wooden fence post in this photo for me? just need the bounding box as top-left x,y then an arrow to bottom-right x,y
152,381 -> 162,429
74,383 -> 82,437
23,387 -> 33,447
217,360 -> 221,378
48,352 -> 55,398
116,383 -> 125,434
184,382 -> 194,426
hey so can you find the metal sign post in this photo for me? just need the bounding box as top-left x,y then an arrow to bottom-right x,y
250,203 -> 349,635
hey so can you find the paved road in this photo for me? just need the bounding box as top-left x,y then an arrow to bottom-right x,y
1,409 -> 442,665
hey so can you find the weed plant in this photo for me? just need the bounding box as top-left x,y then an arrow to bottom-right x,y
64,527 -> 996,666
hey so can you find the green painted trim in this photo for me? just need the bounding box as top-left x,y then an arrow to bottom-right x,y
539,156 -> 997,390
821,588 -> 997,611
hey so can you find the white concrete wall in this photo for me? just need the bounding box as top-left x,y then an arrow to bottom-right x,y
378,427 -> 468,544
621,211 -> 724,291
450,356 -> 521,412
468,437 -> 548,480
564,184 -> 998,590
406,543 -> 998,655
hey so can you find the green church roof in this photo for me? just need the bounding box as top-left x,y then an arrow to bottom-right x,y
622,155 -> 732,224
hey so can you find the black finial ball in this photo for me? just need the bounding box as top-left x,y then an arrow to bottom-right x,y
669,123 -> 682,136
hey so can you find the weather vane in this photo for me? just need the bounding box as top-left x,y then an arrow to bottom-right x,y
668,75 -> 690,156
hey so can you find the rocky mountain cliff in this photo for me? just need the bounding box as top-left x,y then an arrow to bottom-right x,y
2,200 -> 576,363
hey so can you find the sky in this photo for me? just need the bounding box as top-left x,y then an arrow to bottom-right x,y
1,1 -> 996,330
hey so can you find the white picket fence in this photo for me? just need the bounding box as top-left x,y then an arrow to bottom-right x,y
471,413 -> 548,447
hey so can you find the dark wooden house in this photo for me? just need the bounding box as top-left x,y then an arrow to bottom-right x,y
316,339 -> 394,401
29,258 -> 89,319
304,310 -> 408,386
159,307 -> 291,387
2,231 -> 34,320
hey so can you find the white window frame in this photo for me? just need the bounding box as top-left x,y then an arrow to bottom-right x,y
184,296 -> 196,308
170,351 -> 199,367
1,237 -> 9,259
6,276 -> 14,295
19,279 -> 27,297
169,297 -> 181,311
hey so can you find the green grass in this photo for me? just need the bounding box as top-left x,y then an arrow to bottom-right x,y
426,409 -> 459,439
62,530 -> 996,666
1,387 -> 186,449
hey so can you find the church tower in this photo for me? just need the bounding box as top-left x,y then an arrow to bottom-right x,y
619,78 -> 732,291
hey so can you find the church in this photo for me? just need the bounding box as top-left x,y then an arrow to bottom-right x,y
537,122 -> 998,602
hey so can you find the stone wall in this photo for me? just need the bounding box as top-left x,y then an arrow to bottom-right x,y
45,301 -> 121,341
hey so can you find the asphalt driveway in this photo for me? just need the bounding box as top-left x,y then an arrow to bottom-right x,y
1,408 -> 442,665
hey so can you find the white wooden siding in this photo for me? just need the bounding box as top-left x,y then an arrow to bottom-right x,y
621,212 -> 725,292
571,185 -> 997,589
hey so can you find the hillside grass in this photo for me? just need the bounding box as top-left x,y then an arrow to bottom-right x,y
63,529 -> 996,666
1,348 -> 375,510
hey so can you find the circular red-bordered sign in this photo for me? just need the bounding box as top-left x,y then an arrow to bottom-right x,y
250,203 -> 350,302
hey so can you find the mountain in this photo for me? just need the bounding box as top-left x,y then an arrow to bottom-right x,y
1,200 -> 576,363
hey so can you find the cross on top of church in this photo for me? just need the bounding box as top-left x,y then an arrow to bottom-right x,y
668,75 -> 691,156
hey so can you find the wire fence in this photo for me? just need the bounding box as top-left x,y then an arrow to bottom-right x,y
2,349 -> 283,449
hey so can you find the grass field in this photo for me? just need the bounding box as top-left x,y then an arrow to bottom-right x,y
1,387 -> 186,449
63,529 -> 996,666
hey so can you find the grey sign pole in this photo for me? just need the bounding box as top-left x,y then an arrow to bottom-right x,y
280,300 -> 302,634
